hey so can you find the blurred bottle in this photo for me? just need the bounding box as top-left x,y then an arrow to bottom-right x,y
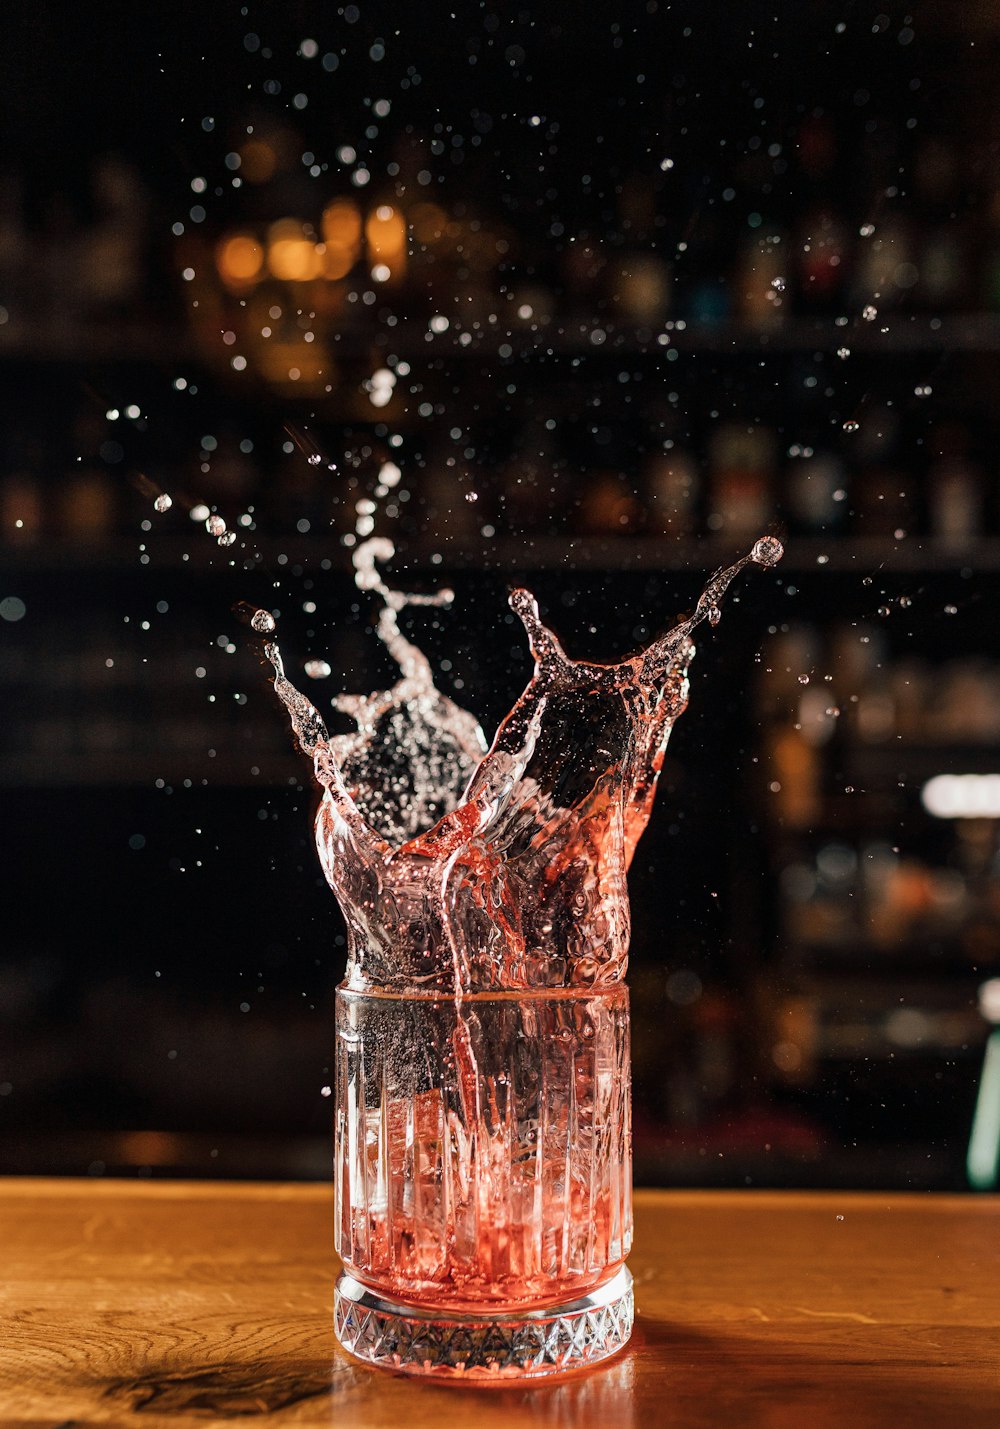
927,422 -> 983,546
851,221 -> 916,311
734,231 -> 787,329
913,137 -> 960,220
503,416 -> 573,534
796,206 -> 848,314
784,449 -> 846,535
645,447 -> 699,537
755,624 -> 821,720
767,722 -> 820,828
707,424 -> 774,539
770,993 -> 819,1086
831,619 -> 884,691
578,470 -> 643,536
79,157 -> 148,317
890,659 -> 931,741
610,252 -> 671,326
851,406 -> 908,538
562,239 -> 606,320
610,178 -> 671,326
685,275 -> 730,326
0,472 -> 43,544
917,225 -> 967,311
60,468 -> 115,542
856,673 -> 896,744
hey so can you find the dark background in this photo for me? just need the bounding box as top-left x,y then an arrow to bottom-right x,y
2,1 -> 999,1187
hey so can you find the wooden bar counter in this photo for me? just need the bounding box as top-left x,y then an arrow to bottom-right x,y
2,1179 -> 998,1427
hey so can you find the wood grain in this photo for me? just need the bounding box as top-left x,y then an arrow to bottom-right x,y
1,1179 -> 998,1427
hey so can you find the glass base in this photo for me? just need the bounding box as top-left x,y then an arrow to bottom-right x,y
334,1265 -> 633,1380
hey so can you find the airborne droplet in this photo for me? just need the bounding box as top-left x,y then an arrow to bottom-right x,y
154,494 -> 173,513
206,514 -> 227,536
251,609 -> 276,634
751,536 -> 784,567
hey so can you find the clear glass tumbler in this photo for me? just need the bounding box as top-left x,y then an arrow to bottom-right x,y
333,984 -> 633,1378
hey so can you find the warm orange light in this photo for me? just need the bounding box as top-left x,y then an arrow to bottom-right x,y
322,199 -> 362,248
259,341 -> 331,392
365,204 -> 406,258
364,204 -> 406,281
268,220 -> 321,281
320,200 -> 361,280
120,1130 -> 184,1166
216,233 -> 264,287
240,140 -> 277,184
320,245 -> 355,280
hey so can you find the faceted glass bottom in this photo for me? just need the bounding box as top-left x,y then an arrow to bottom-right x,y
334,1264 -> 633,1380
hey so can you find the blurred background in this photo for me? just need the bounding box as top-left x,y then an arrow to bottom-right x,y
2,0 -> 1000,1190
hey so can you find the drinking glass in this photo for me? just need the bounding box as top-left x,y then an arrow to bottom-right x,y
333,984 -> 633,1378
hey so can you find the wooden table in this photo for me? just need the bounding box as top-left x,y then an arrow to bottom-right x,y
2,1179 -> 998,1427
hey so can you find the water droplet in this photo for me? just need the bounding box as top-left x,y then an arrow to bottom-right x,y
899,595 -> 912,609
944,604 -> 958,616
154,494 -> 173,513
465,491 -> 479,503
751,535 -> 784,567
914,384 -> 932,398
304,659 -> 332,679
707,605 -> 721,626
206,514 -> 226,536
843,419 -> 860,433
217,530 -> 236,547
862,305 -> 877,321
251,609 -> 276,634
307,453 -> 323,465
859,223 -> 875,237
878,605 -> 891,617
320,1085 -> 332,1097
837,346 -> 851,359
798,674 -> 810,685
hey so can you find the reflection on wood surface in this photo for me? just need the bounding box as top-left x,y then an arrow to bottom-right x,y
1,1180 -> 999,1427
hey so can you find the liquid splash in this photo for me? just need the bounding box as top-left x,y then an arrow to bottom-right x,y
261,531 -> 782,994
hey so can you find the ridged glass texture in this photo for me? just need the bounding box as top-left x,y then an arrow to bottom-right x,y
334,985 -> 632,1373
